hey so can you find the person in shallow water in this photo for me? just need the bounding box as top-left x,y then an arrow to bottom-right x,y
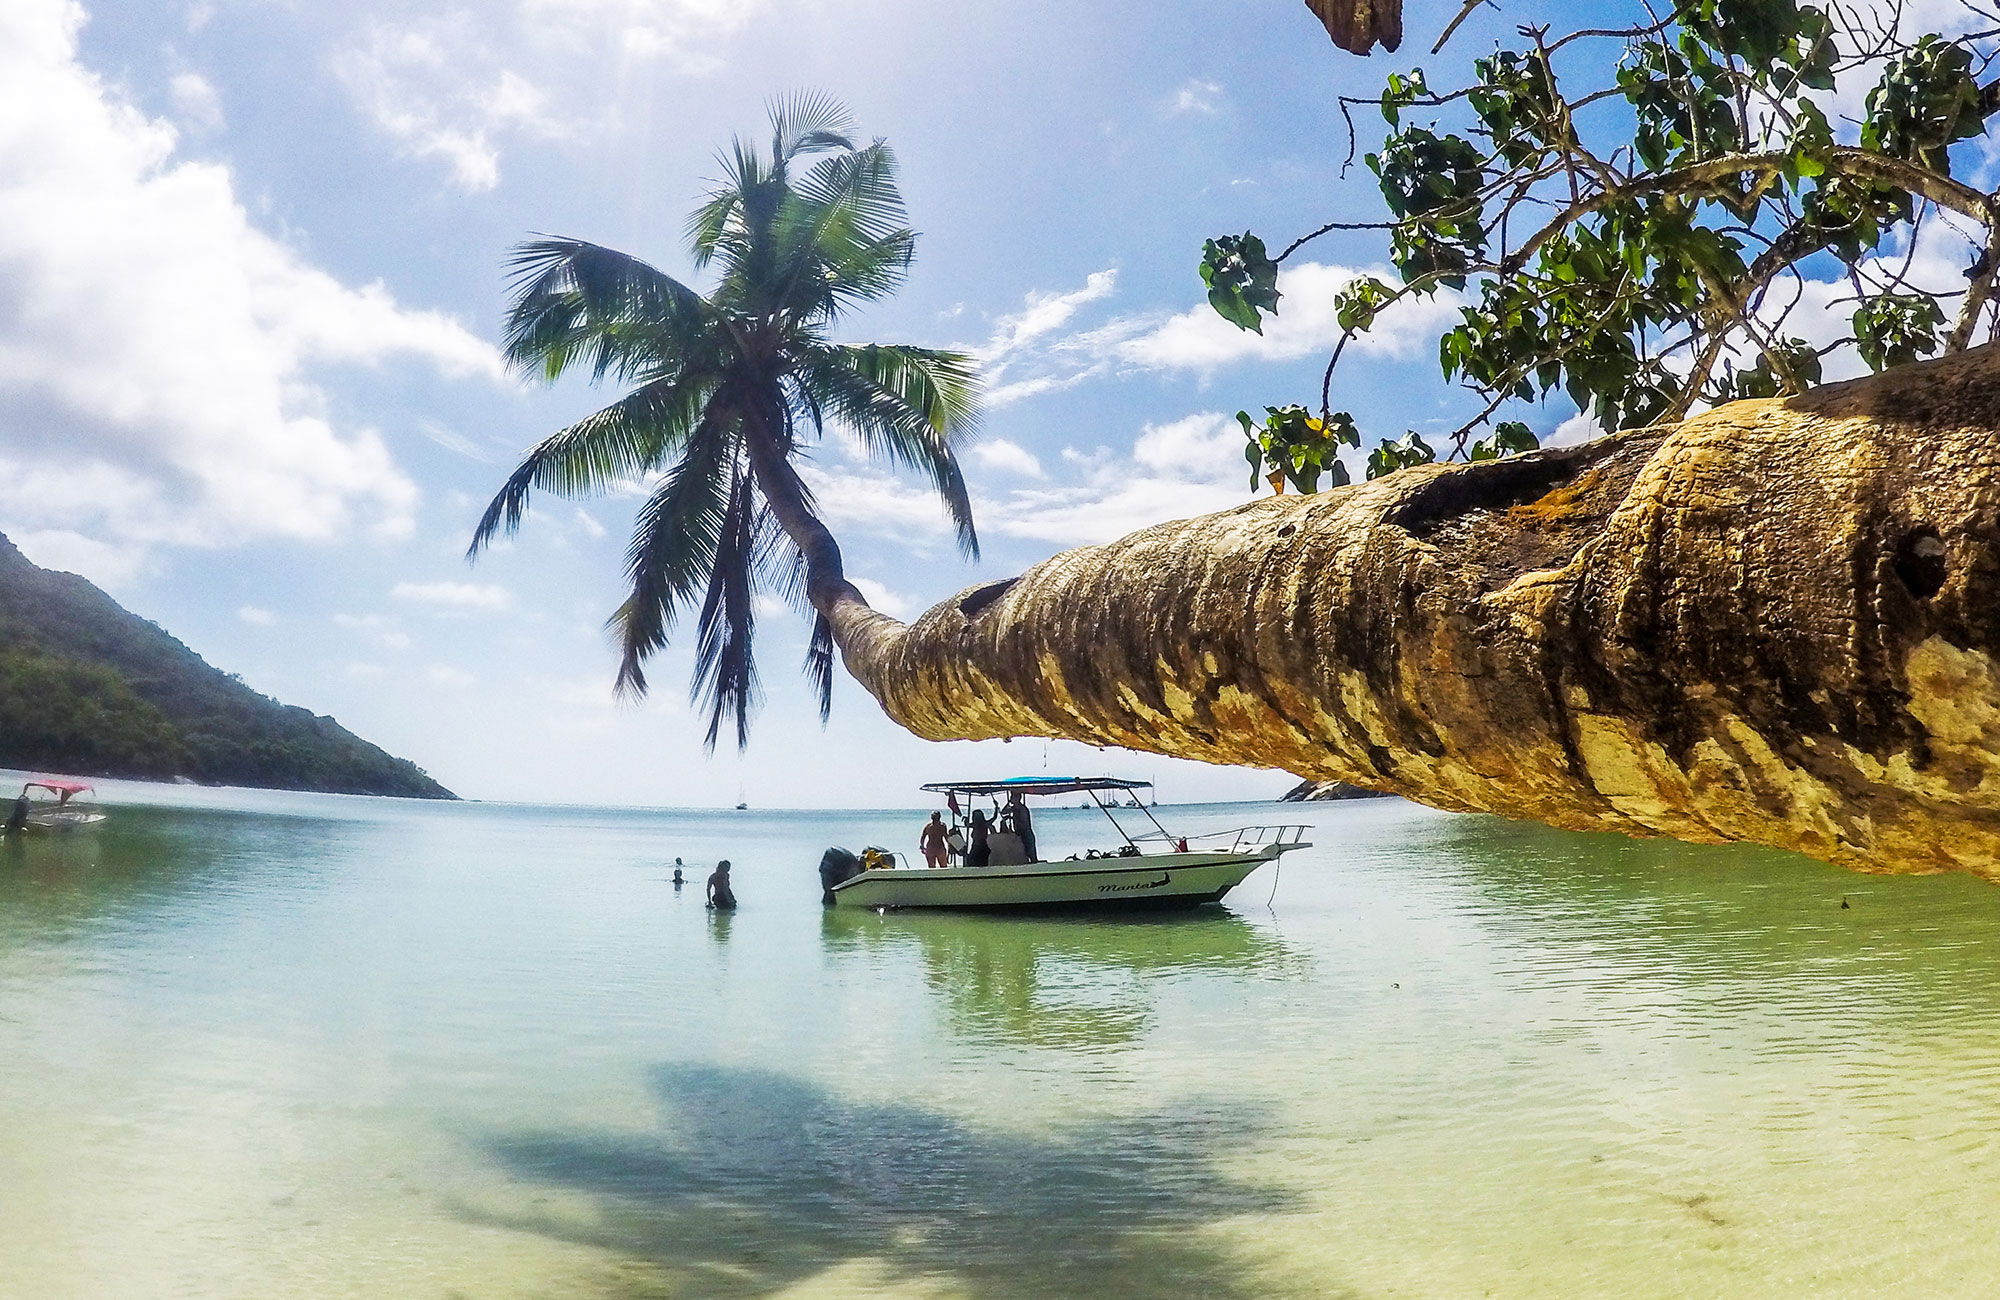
706,860 -> 737,910
919,812 -> 950,868
1004,790 -> 1037,862
671,857 -> 685,888
966,810 -> 991,868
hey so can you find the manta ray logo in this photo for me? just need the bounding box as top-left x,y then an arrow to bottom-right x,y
1098,873 -> 1171,893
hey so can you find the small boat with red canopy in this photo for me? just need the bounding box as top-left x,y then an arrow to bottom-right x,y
12,779 -> 107,831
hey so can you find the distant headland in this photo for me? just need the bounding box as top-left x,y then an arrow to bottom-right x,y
0,532 -> 454,799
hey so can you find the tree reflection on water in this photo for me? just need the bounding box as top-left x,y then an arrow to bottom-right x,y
819,907 -> 1308,1051
470,1062 -> 1315,1300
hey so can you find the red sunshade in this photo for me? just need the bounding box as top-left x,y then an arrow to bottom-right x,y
25,779 -> 92,796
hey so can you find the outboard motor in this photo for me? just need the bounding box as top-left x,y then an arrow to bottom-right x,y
818,847 -> 863,904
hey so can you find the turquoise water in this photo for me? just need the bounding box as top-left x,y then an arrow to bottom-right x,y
4,775 -> 2000,1297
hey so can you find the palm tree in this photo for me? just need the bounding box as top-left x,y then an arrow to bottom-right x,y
469,94 -> 979,748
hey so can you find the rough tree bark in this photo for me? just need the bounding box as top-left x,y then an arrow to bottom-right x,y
808,344 -> 2000,880
1302,0 -> 1402,55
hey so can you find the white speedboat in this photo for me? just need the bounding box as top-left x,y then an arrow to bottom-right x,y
822,776 -> 1310,912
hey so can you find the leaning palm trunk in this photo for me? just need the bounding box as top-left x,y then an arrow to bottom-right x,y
803,344 -> 2000,880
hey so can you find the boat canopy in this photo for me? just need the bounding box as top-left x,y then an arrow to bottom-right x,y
24,779 -> 92,797
920,776 -> 1151,798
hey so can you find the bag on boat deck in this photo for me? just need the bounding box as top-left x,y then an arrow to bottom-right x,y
945,828 -> 967,856
861,847 -> 895,871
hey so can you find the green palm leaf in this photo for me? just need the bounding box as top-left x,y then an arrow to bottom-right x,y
690,467 -> 761,750
766,90 -> 855,165
794,344 -> 981,558
504,238 -> 713,383
608,408 -> 740,698
468,372 -> 716,555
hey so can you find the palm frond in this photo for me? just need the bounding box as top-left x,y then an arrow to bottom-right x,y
469,372 -> 718,555
752,473 -> 834,721
606,409 -> 739,697
770,142 -> 917,321
690,465 -> 762,750
792,141 -> 907,248
685,189 -> 739,269
805,612 -> 835,723
812,230 -> 918,316
753,503 -> 812,612
504,237 -> 713,383
767,90 -> 855,166
793,344 -> 981,557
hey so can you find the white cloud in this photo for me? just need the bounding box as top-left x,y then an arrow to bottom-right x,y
1543,412 -> 1603,448
392,580 -> 516,612
427,664 -> 478,687
966,270 -> 1120,408
334,612 -> 413,650
1108,262 -> 1462,372
1131,411 -> 1244,478
984,413 -> 1260,547
986,372 -> 1098,408
344,662 -> 387,680
1169,78 -> 1223,115
969,438 -> 1043,478
996,475 -> 1249,547
8,528 -> 147,588
959,262 -> 1461,407
333,19 -> 555,191
0,0 -> 503,570
977,271 -> 1118,361
237,605 -> 276,625
419,419 -> 492,461
335,0 -> 771,188
799,466 -> 955,541
519,0 -> 767,62
850,577 -> 914,619
168,71 -> 223,132
571,506 -> 606,539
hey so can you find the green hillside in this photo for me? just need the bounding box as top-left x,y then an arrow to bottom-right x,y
0,533 -> 453,798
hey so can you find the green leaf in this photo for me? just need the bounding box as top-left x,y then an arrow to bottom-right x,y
1200,233 -> 1281,334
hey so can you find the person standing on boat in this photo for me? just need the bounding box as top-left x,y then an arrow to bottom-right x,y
706,860 -> 737,910
4,792 -> 27,836
966,810 -> 991,868
919,812 -> 950,868
1004,790 -> 1037,862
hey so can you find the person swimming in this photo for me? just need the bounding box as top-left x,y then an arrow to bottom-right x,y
671,857 -> 686,888
706,859 -> 737,910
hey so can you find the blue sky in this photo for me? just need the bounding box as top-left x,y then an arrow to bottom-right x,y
1,0 -> 1954,806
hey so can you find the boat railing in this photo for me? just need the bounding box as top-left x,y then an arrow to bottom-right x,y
1135,824 -> 1313,855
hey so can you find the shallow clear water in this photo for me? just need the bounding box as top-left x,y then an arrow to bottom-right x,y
4,774 -> 2000,1298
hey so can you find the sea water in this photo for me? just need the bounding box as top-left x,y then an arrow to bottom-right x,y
3,773 -> 2000,1298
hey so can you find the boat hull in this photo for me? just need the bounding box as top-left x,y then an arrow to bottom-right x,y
24,811 -> 105,831
827,849 -> 1285,912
